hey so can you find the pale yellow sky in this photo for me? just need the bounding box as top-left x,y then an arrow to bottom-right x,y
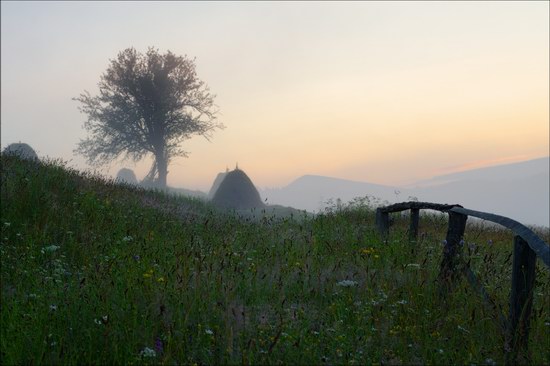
1,1 -> 548,190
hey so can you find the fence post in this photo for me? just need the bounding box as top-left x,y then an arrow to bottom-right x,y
409,208 -> 419,242
438,211 -> 467,291
506,235 -> 536,364
375,208 -> 389,240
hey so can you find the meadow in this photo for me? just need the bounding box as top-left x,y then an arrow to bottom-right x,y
1,155 -> 549,365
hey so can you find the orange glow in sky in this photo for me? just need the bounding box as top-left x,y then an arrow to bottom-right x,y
1,1 -> 548,190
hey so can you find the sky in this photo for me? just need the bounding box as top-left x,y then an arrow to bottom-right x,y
1,1 -> 549,191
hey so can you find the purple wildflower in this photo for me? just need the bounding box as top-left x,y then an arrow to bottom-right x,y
154,337 -> 163,355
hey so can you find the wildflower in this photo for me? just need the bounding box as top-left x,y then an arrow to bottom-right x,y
374,254 -> 380,259
94,318 -> 102,325
122,236 -> 133,242
337,280 -> 358,287
396,299 -> 408,305
41,245 -> 60,254
205,329 -> 214,335
49,304 -> 58,311
438,349 -> 444,354
156,277 -> 165,283
143,269 -> 154,278
361,247 -> 375,255
155,337 -> 164,354
139,347 -> 157,358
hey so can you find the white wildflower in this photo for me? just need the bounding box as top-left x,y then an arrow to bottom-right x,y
337,280 -> 358,287
41,245 -> 60,254
140,347 -> 157,358
457,325 -> 470,333
205,329 -> 213,335
49,304 -> 57,311
122,236 -> 133,242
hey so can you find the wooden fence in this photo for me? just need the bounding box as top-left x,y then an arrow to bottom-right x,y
375,201 -> 550,364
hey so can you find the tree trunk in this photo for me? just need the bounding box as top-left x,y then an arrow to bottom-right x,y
156,152 -> 168,189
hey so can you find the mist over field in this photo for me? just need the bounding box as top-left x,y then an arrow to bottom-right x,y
260,157 -> 550,227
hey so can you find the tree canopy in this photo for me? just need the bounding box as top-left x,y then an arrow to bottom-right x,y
74,47 -> 222,187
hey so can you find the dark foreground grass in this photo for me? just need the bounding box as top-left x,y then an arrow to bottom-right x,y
1,156 -> 549,365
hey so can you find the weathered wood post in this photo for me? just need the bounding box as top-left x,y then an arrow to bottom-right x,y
409,208 -> 419,242
438,211 -> 467,291
375,208 -> 389,240
505,235 -> 536,365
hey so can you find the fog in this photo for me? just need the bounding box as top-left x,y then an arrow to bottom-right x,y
1,2 -> 548,226
260,157 -> 549,227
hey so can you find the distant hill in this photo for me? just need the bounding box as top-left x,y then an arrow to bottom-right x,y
409,157 -> 550,188
260,157 -> 550,227
261,175 -> 403,212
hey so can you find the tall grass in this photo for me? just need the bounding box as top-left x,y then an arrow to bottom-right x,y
1,155 -> 548,365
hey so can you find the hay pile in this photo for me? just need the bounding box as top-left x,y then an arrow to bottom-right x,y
211,168 -> 264,210
2,143 -> 38,160
116,168 -> 138,185
208,170 -> 228,198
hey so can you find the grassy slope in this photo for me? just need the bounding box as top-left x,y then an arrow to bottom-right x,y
1,156 -> 548,365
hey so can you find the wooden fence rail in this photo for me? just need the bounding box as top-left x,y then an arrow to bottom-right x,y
375,201 -> 550,364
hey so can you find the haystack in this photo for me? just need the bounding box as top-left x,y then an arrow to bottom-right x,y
116,168 -> 138,185
211,168 -> 264,210
208,169 -> 228,198
2,142 -> 38,160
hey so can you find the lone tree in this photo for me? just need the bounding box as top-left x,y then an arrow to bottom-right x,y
74,47 -> 222,188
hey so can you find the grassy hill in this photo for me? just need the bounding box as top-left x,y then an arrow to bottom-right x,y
1,155 -> 548,365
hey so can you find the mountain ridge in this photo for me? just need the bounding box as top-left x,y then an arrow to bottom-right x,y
260,156 -> 549,226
